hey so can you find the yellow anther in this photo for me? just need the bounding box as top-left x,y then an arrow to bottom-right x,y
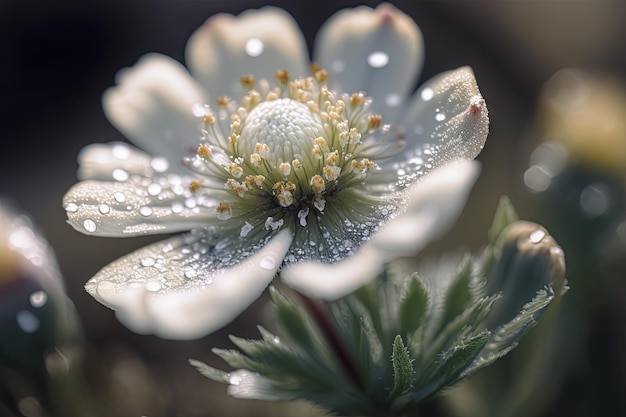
292,159 -> 301,169
279,162 -> 291,177
314,69 -> 328,83
326,151 -> 339,166
229,133 -> 240,145
203,113 -> 216,125
368,114 -> 382,129
350,93 -> 365,107
240,74 -> 255,87
254,143 -> 270,159
266,91 -> 279,101
189,179 -> 202,193
310,175 -> 326,194
250,153 -> 262,167
323,165 -> 341,181
275,69 -> 290,83
228,163 -> 244,178
216,96 -> 230,107
310,62 -> 321,73
215,201 -> 233,220
226,179 -> 247,197
197,144 -> 212,159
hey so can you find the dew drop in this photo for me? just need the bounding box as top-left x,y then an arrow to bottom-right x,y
141,257 -> 156,267
112,168 -> 129,182
184,266 -> 198,278
421,88 -> 434,101
148,183 -> 162,196
65,202 -> 78,213
435,113 -> 446,122
245,38 -> 264,57
83,219 -> 97,233
259,257 -> 276,270
98,204 -> 110,214
139,206 -> 153,217
112,144 -> 130,159
16,310 -> 40,333
529,229 -> 546,244
385,93 -> 401,107
29,291 -> 48,308
113,192 -> 126,202
171,202 -> 183,214
151,157 -> 169,173
367,51 -> 389,68
185,198 -> 197,209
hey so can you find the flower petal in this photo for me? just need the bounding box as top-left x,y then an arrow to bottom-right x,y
314,3 -> 423,120
103,53 -> 209,166
63,177 -> 220,237
281,160 -> 480,300
77,142 -> 161,181
388,67 -> 489,182
185,7 -> 309,98
85,229 -> 293,340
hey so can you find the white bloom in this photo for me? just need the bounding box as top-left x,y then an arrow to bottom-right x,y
63,4 -> 488,339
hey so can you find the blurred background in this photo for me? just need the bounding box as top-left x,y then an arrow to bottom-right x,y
1,0 -> 625,416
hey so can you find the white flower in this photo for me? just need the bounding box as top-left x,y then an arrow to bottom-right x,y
62,4 -> 489,339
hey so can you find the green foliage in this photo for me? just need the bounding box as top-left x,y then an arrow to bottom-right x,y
192,196 -> 566,416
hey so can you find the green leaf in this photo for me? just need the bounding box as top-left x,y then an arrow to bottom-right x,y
189,359 -> 229,383
269,286 -> 314,349
488,195 -> 519,244
390,335 -> 415,396
398,275 -> 428,336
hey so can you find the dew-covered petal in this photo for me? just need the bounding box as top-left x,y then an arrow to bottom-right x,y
281,161 -> 480,300
85,229 -> 293,339
314,3 -> 423,120
103,53 -> 209,166
388,67 -> 489,181
63,177 -> 221,237
76,142 -> 163,181
185,7 -> 308,98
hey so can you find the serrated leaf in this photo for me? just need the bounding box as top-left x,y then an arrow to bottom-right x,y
488,195 -> 519,243
269,287 -> 314,349
390,335 -> 415,397
189,359 -> 229,383
437,331 -> 490,382
438,259 -> 472,334
399,275 -> 429,336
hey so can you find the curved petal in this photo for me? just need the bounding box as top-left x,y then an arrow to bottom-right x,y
63,177 -> 221,237
314,3 -> 423,121
388,67 -> 489,181
185,7 -> 309,98
77,142 -> 161,181
86,229 -> 293,339
103,53 -> 209,166
281,160 -> 480,300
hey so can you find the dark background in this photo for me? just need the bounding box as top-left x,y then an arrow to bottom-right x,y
1,1 -> 625,416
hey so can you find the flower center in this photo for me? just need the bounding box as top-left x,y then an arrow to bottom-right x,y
186,70 -> 393,262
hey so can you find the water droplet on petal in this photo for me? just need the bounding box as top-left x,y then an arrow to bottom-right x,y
139,206 -> 153,217
112,144 -> 130,159
151,157 -> 169,173
184,266 -> 198,278
529,229 -> 546,244
83,219 -> 97,232
29,291 -> 48,308
141,257 -> 156,267
171,202 -> 183,214
99,204 -> 110,214
148,183 -> 162,196
435,112 -> 446,122
65,202 -> 78,213
16,310 -> 40,333
113,192 -> 126,203
259,257 -> 276,270
421,88 -> 434,101
112,168 -> 129,182
245,38 -> 264,57
367,51 -> 389,68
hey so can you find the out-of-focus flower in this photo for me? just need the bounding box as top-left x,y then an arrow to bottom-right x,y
191,197 -> 567,417
0,200 -> 82,414
62,4 -> 489,339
